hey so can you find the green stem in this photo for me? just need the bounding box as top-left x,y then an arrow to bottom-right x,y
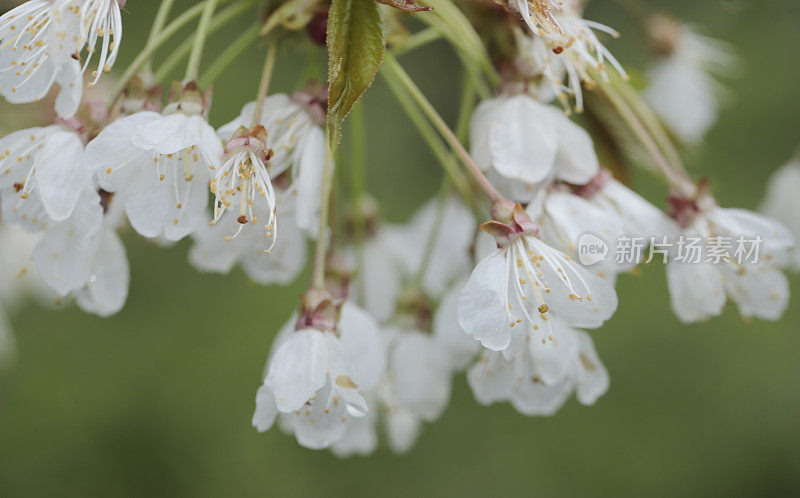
109,0 -> 235,103
616,80 -> 686,176
312,133 -> 337,290
184,0 -> 220,83
142,0 -> 175,73
155,0 -> 259,83
599,81 -> 694,196
251,44 -> 278,127
383,52 -> 502,203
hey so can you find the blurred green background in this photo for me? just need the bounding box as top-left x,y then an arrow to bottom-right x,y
2,0 -> 800,496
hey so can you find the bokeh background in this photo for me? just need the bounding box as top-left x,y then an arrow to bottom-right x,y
1,0 -> 800,496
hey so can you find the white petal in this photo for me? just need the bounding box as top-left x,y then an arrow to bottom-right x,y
85,112 -> 161,180
433,281 -> 480,370
488,96 -> 558,185
295,126 -> 325,234
467,350 -> 515,405
241,208 -> 308,285
331,402 -> 378,457
338,302 -> 385,392
53,58 -> 82,119
550,110 -> 599,184
265,328 -> 336,412
289,378 -> 350,449
528,319 -> 579,385
359,233 -> 402,322
458,250 -> 513,351
131,114 -> 192,154
469,97 -> 502,171
644,58 -> 718,143
666,261 -> 726,323
34,130 -> 90,221
33,188 -> 103,295
573,331 -> 609,405
390,330 -> 451,421
120,166 -> 172,239
723,264 -> 789,321
385,408 -> 421,454
75,228 -> 129,317
252,385 -> 279,432
188,221 -> 239,274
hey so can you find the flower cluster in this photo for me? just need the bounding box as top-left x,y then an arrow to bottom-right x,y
0,0 -> 796,456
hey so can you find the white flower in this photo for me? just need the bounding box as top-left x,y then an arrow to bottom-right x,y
468,324 -> 608,416
1,125 -> 92,229
0,0 -> 123,118
458,203 -> 617,353
209,125 -> 278,252
761,159 -> 800,270
85,92 -> 223,242
252,301 -> 385,450
643,16 -> 737,143
217,93 -> 326,235
667,197 -> 794,323
470,94 -> 598,202
512,0 -> 626,110
189,195 -> 307,285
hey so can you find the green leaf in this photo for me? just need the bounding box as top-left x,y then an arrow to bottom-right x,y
327,0 -> 386,146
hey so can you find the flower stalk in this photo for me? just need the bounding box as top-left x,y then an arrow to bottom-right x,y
184,0 -> 221,83
311,130 -> 337,290
597,79 -> 695,196
251,44 -> 279,128
142,0 -> 176,73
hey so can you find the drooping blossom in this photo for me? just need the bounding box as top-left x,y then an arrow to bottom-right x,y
85,82 -> 223,242
470,93 -> 598,203
458,201 -> 618,353
0,124 -> 93,229
666,190 -> 794,323
252,295 -> 385,450
216,90 -> 327,236
509,0 -> 626,110
0,0 -> 124,117
468,324 -> 608,416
